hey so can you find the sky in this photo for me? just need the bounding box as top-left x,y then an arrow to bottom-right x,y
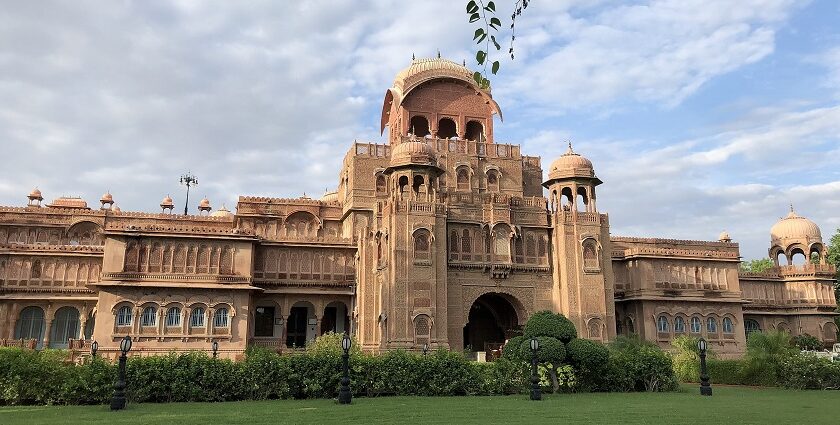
1,0 -> 839,260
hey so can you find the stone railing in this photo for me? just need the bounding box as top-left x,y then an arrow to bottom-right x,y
779,264 -> 837,277
102,272 -> 251,284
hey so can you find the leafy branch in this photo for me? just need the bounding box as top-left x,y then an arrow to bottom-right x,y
466,0 -> 529,89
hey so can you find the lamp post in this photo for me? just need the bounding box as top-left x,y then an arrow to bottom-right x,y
179,172 -> 198,216
529,337 -> 541,401
338,333 -> 352,404
111,335 -> 132,411
698,337 -> 712,396
90,340 -> 98,358
423,342 -> 429,356
212,340 -> 219,359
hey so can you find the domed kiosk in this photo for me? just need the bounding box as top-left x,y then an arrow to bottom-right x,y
769,206 -> 826,266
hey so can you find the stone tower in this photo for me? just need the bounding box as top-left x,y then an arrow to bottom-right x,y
543,144 -> 616,341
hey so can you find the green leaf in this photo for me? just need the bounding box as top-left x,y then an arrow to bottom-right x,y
490,17 -> 501,29
476,50 -> 486,65
476,33 -> 487,44
473,71 -> 483,85
469,12 -> 480,23
466,1 -> 478,13
491,35 -> 500,50
473,28 -> 484,40
481,77 -> 490,89
485,1 -> 496,12
491,61 -> 500,75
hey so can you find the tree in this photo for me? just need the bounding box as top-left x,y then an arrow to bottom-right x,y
464,1 -> 530,88
740,258 -> 775,273
508,310 -> 576,392
827,227 -> 840,310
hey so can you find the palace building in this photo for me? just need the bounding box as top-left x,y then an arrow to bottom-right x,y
0,58 -> 836,358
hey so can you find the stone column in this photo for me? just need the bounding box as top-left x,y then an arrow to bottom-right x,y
43,305 -> 54,348
79,315 -> 88,340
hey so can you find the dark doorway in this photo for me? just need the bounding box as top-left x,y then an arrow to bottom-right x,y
254,306 -> 275,337
286,306 -> 308,347
463,293 -> 520,352
322,306 -> 337,335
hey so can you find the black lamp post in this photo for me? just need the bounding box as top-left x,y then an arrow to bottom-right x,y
698,337 -> 712,396
179,172 -> 198,216
338,333 -> 352,404
423,342 -> 429,356
90,340 -> 98,358
529,337 -> 541,401
111,335 -> 132,411
212,340 -> 219,359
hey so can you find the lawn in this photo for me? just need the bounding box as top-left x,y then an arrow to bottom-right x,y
1,385 -> 838,425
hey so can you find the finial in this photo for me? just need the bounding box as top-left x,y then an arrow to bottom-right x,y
463,59 -> 466,66
565,141 -> 574,155
437,49 -> 441,58
412,53 -> 415,61
789,203 -> 794,213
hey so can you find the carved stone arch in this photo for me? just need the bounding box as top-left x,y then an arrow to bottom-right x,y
585,316 -> 604,339
461,287 -> 532,327
785,243 -> 808,262
111,298 -> 138,312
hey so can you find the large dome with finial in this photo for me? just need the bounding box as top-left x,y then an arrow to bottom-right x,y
770,206 -> 822,245
393,57 -> 479,94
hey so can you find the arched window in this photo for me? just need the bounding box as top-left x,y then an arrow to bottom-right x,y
213,308 -> 229,328
465,121 -> 484,141
690,316 -> 701,334
376,175 -> 387,194
15,306 -> 45,343
582,239 -> 598,269
409,115 -> 430,137
745,319 -> 761,334
413,175 -> 425,193
140,306 -> 157,327
414,229 -> 430,261
576,187 -> 588,213
722,317 -> 734,334
190,307 -> 206,328
707,317 -> 718,334
49,307 -> 80,348
414,314 -> 431,345
438,118 -> 457,139
657,315 -> 669,333
456,167 -> 470,191
398,175 -> 409,194
116,305 -> 133,327
166,307 -> 181,327
486,170 -> 499,192
674,316 -> 686,333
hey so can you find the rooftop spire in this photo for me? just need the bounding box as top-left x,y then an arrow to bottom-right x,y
437,49 -> 441,58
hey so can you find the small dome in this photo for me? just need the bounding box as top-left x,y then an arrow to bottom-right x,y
770,206 -> 822,245
321,190 -> 339,203
548,143 -> 595,181
160,195 -> 174,207
28,188 -> 43,200
210,204 -> 234,218
198,198 -> 211,210
112,204 -> 121,213
389,139 -> 437,168
718,231 -> 731,242
100,192 -> 113,203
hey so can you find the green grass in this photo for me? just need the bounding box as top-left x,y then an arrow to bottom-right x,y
1,385 -> 838,425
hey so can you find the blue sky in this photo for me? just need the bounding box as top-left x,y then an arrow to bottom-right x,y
0,0 -> 838,260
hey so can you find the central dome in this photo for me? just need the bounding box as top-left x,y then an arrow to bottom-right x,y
770,207 -> 822,244
389,139 -> 437,168
393,58 -> 479,94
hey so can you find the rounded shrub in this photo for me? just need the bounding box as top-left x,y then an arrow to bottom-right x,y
519,336 -> 566,364
502,335 -> 525,360
566,338 -> 609,371
523,310 -> 577,343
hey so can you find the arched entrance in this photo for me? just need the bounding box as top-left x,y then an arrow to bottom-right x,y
49,306 -> 80,349
463,293 -> 521,352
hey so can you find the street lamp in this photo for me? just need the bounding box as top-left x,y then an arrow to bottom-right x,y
698,337 -> 712,396
111,335 -> 132,411
529,337 -> 541,401
212,340 -> 219,359
90,340 -> 98,358
423,342 -> 429,356
338,333 -> 352,404
179,172 -> 198,216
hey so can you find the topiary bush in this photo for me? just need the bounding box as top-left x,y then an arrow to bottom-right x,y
566,338 -> 610,391
523,310 -> 577,342
501,335 -> 525,361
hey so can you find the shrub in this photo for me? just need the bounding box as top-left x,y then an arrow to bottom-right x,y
671,335 -> 703,382
777,353 -> 840,390
501,335 -> 525,361
605,341 -> 678,392
792,333 -> 822,351
523,310 -> 577,342
707,359 -> 745,385
566,338 -> 610,391
742,330 -> 797,386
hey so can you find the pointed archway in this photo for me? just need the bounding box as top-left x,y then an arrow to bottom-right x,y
463,293 -> 522,352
